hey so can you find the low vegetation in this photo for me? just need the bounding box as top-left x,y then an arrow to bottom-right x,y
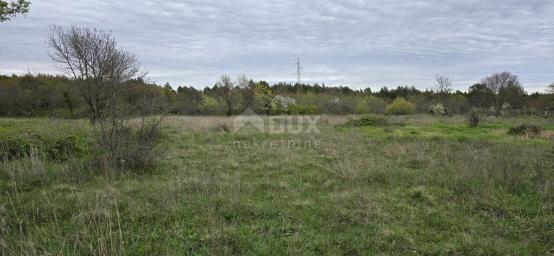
0,119 -> 88,160
468,110 -> 480,127
1,115 -> 553,255
385,97 -> 416,115
508,124 -> 543,137
345,114 -> 389,127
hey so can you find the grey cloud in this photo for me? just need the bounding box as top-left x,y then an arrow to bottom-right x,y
1,0 -> 553,91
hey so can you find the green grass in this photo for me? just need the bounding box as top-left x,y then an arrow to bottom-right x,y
1,116 -> 553,255
349,118 -> 554,144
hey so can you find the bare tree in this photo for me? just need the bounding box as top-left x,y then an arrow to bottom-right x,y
217,74 -> 234,116
481,72 -> 524,116
435,76 -> 453,94
548,83 -> 554,93
481,72 -> 517,94
47,25 -> 143,122
435,76 -> 453,114
47,25 -> 162,171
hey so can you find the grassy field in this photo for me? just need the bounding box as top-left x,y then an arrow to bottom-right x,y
1,115 -> 553,255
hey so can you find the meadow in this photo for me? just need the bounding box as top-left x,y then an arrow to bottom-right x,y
1,115 -> 553,255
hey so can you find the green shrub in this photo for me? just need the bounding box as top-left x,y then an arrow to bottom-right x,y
508,124 -> 542,136
288,104 -> 318,115
346,114 -> 388,127
0,133 -> 86,161
385,97 -> 415,115
355,101 -> 369,114
367,96 -> 387,114
0,136 -> 32,160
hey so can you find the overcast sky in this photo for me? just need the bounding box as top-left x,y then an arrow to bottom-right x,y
1,0 -> 553,92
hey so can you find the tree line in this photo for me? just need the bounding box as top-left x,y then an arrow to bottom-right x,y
1,71 -> 552,117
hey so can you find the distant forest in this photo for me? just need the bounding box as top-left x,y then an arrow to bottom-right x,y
0,73 -> 552,117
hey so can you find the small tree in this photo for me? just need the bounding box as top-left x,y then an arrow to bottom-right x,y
48,25 -> 163,171
468,109 -> 480,127
0,0 -> 30,22
48,25 -> 143,122
435,76 -> 453,114
237,74 -> 254,112
217,74 -> 234,116
253,81 -> 274,114
481,72 -> 525,116
62,91 -> 74,118
435,76 -> 453,94
468,83 -> 495,109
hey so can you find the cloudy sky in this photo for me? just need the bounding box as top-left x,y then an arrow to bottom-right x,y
1,0 -> 553,92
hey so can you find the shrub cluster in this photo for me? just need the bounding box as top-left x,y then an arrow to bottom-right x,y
93,119 -> 161,171
288,104 -> 318,114
385,97 -> 416,115
346,114 -> 389,127
0,133 -> 86,160
508,124 -> 542,136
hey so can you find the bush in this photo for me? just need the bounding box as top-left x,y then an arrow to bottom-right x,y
93,116 -> 162,171
346,114 -> 388,127
355,101 -> 369,114
385,97 -> 415,115
0,133 -> 86,161
468,111 -> 480,127
508,124 -> 542,136
367,96 -> 387,114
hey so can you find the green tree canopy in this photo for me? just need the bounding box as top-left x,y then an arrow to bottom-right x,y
0,0 -> 30,22
468,83 -> 495,109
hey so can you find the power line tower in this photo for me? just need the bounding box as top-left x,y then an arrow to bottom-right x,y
295,57 -> 303,85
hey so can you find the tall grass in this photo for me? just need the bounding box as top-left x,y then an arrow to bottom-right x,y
0,115 -> 553,255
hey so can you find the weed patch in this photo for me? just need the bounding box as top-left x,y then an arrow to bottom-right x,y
508,124 -> 543,137
345,114 -> 389,127
0,133 -> 87,161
